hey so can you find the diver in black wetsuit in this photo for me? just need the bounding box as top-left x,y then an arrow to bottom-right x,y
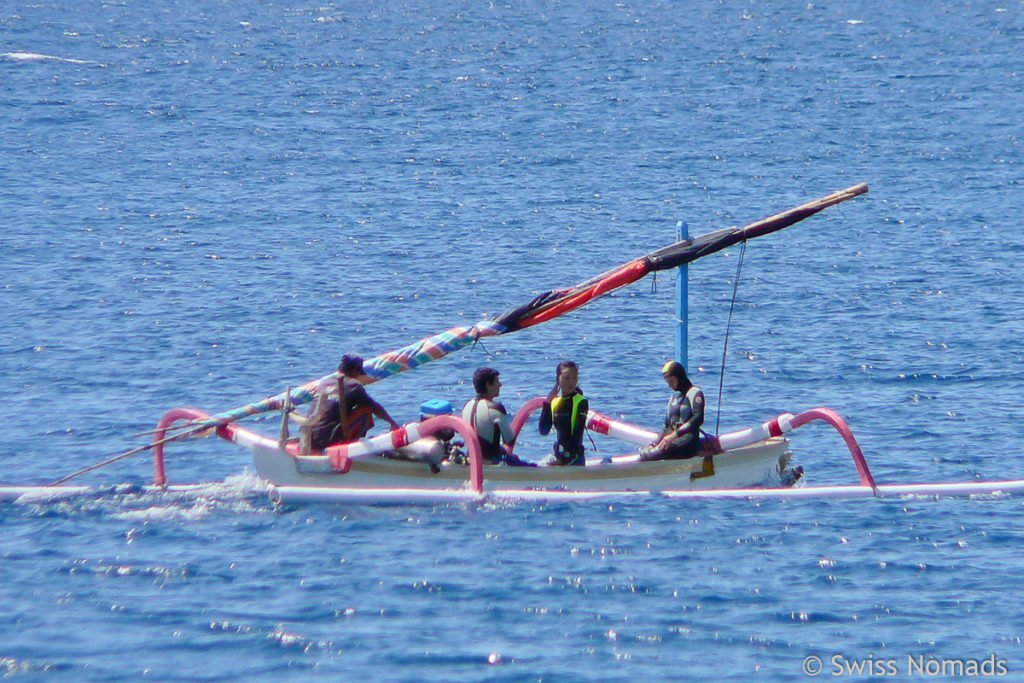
640,360 -> 705,461
539,360 -> 589,466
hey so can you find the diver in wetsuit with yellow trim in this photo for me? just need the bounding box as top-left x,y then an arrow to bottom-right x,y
539,360 -> 589,466
640,360 -> 705,461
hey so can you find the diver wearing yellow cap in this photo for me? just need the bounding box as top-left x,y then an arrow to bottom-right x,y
640,361 -> 705,461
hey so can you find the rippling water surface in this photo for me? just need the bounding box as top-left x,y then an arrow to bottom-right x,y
2,0 -> 1023,679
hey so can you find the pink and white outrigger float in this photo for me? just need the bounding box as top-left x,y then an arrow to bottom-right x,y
11,183 -> 1024,505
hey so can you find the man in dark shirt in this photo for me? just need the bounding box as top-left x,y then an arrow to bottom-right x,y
301,354 -> 400,451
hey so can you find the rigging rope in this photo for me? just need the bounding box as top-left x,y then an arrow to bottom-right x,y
714,240 -> 747,435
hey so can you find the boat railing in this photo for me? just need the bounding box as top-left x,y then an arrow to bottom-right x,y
154,400 -> 874,494
508,396 -> 876,490
153,407 -> 490,493
508,396 -> 659,448
322,414 -> 486,493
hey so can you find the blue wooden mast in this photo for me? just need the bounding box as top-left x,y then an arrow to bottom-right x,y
675,220 -> 688,367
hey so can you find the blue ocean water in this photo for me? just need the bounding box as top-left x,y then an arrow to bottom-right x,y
2,0 -> 1023,679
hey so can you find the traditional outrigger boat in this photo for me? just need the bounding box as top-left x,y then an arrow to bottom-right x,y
144,184 -> 879,503
10,181 -> 1024,505
152,401 -> 868,503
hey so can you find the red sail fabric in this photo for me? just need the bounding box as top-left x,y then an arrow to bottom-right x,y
514,259 -> 650,329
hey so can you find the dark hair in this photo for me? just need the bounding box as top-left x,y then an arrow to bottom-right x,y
339,354 -> 364,376
662,360 -> 690,388
555,360 -> 578,378
473,367 -> 500,395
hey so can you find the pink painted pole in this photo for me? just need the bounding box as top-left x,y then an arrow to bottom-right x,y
509,396 -> 547,447
789,407 -> 877,489
151,407 -> 212,487
417,415 -> 485,494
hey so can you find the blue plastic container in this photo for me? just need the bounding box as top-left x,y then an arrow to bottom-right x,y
419,398 -> 453,420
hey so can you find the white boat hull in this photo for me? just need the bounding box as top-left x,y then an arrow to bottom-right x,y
250,436 -> 792,493
153,403 -> 891,503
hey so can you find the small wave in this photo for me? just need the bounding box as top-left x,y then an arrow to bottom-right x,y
0,656 -> 55,676
267,624 -> 336,652
5,473 -> 271,517
112,473 -> 271,519
115,499 -> 219,522
1,51 -> 92,64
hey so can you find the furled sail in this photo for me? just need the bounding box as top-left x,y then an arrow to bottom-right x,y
192,183 -> 868,428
